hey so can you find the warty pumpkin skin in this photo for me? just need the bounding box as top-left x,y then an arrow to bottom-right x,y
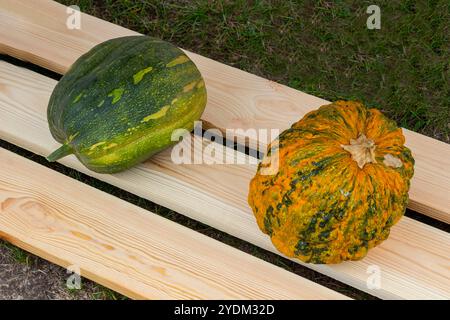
248,101 -> 414,264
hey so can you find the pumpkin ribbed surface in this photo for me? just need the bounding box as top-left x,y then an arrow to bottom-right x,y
248,101 -> 414,264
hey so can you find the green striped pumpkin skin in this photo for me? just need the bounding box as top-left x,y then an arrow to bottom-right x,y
47,35 -> 207,173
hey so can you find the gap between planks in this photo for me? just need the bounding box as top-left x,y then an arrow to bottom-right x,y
0,61 -> 449,300
0,0 -> 449,223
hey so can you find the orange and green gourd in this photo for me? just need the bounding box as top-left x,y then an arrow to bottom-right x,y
47,35 -> 207,173
248,101 -> 414,264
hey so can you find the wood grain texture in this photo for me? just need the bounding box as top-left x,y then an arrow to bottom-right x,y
0,0 -> 449,223
1,148 -> 347,300
1,62 -> 449,299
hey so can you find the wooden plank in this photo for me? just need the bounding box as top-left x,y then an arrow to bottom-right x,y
1,62 -> 449,300
0,0 -> 449,223
1,148 -> 347,300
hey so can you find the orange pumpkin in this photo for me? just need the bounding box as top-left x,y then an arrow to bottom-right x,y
248,101 -> 414,264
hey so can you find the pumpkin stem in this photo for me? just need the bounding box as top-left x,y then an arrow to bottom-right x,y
341,134 -> 377,169
46,143 -> 73,162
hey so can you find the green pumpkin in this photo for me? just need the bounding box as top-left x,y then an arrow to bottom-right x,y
46,35 -> 207,173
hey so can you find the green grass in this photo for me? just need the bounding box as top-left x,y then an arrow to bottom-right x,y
89,287 -> 128,300
1,241 -> 32,265
60,0 -> 449,142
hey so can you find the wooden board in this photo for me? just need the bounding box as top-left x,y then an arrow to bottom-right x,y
0,148 -> 347,300
1,61 -> 449,300
0,0 -> 449,223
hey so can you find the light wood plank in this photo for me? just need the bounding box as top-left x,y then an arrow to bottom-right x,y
0,0 -> 448,223
1,62 -> 449,300
1,148 -> 347,300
